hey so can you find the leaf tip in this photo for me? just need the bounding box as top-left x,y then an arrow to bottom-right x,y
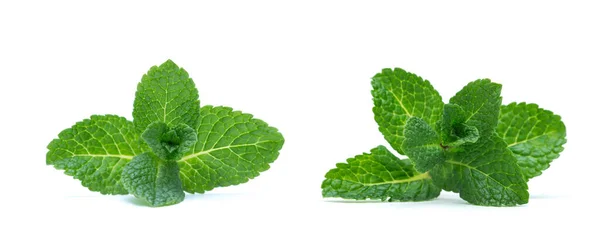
161,59 -> 178,68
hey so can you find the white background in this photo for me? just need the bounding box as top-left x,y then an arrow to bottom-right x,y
1,0 -> 598,242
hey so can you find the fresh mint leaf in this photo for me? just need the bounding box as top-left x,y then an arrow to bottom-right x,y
324,68 -> 564,207
372,68 -> 444,155
47,115 -> 147,194
438,104 -> 480,147
142,122 -> 197,161
121,153 -> 185,207
402,117 -> 445,173
449,79 -> 502,139
497,102 -> 567,180
430,135 -> 529,206
48,60 -> 285,206
177,106 -> 285,193
133,59 -> 201,134
322,146 -> 441,201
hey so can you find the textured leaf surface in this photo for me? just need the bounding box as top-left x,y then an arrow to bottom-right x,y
133,59 -> 200,134
47,115 -> 146,194
178,106 -> 284,193
449,79 -> 501,139
402,117 -> 445,173
322,146 -> 441,201
142,122 -> 197,161
497,102 -> 567,180
438,104 -> 479,147
430,136 -> 529,206
121,153 -> 185,207
372,68 -> 444,154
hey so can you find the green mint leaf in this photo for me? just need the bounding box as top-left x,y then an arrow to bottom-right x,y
322,146 -> 441,201
372,68 -> 443,155
142,122 -> 198,161
497,102 -> 567,180
121,153 -> 185,207
178,106 -> 284,193
448,79 -> 502,139
430,135 -> 529,206
402,117 -> 445,173
438,103 -> 480,147
47,115 -> 146,194
133,59 -> 201,134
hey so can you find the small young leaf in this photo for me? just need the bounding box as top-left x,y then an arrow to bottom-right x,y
121,153 -> 185,207
133,59 -> 201,134
438,103 -> 480,147
450,125 -> 479,146
430,135 -> 529,206
372,68 -> 444,155
497,102 -> 567,180
178,106 -> 285,193
142,122 -> 198,161
402,117 -> 445,173
322,146 -> 441,201
449,79 -> 502,139
47,115 -> 147,194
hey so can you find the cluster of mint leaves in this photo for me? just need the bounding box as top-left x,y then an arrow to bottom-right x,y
47,60 -> 284,207
322,68 -> 566,206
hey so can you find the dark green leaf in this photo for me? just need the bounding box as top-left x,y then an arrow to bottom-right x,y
142,122 -> 197,161
402,117 -> 445,173
121,153 -> 185,207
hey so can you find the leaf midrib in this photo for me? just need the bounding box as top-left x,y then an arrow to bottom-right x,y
180,141 -> 274,161
506,131 -> 560,147
386,86 -> 413,117
72,154 -> 134,160
463,102 -> 486,124
361,172 -> 431,186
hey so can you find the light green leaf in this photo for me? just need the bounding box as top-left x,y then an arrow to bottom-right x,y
142,122 -> 197,161
430,135 -> 529,206
133,59 -> 201,134
372,68 -> 444,155
121,153 -> 185,207
47,115 -> 146,194
438,103 -> 480,147
402,117 -> 445,173
449,79 -> 502,139
497,102 -> 567,180
178,106 -> 285,193
322,146 -> 441,201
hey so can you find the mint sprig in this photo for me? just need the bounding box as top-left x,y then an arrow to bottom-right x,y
322,68 -> 566,206
47,60 -> 285,207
